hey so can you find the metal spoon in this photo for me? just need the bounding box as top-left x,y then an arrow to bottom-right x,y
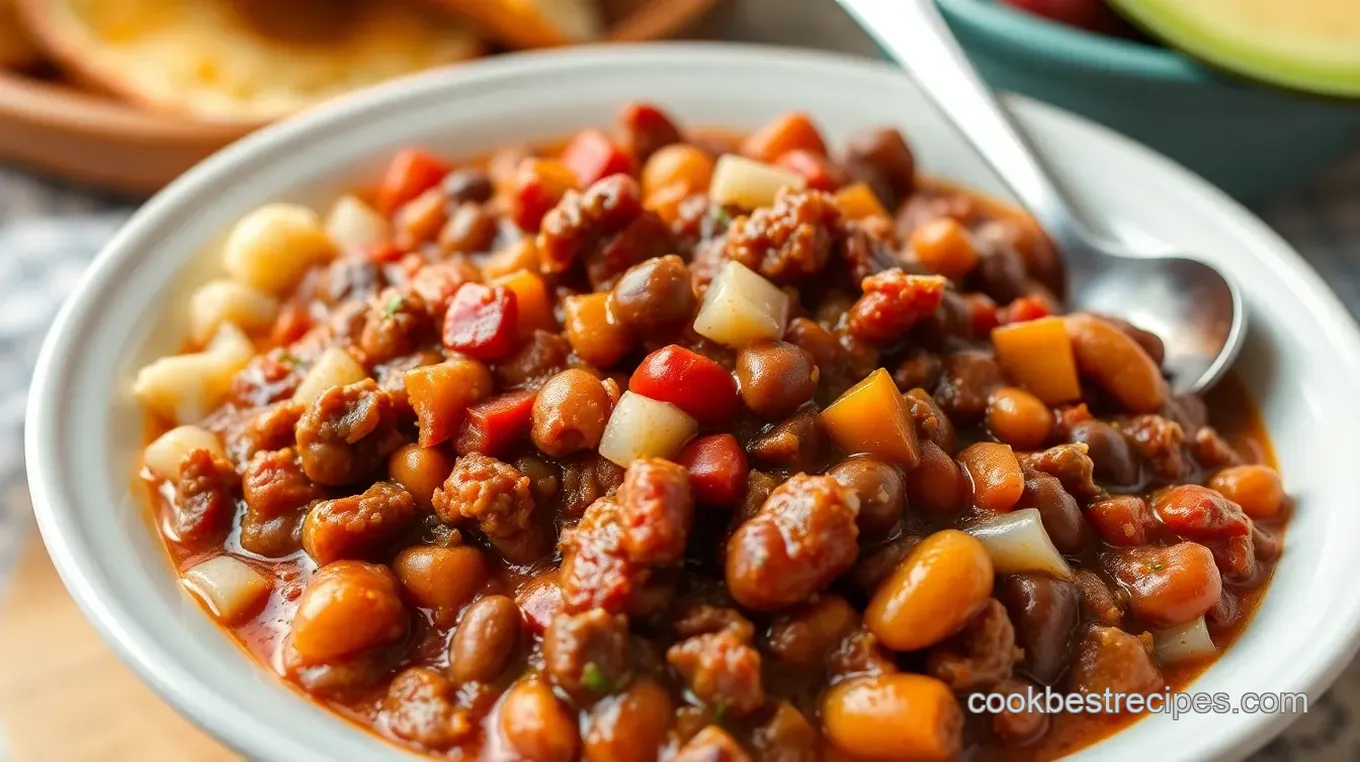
837,0 -> 1243,393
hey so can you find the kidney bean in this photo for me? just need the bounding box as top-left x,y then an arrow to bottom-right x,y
1067,419 -> 1137,487
821,674 -> 961,762
1064,314 -> 1168,414
958,442 -> 1025,513
866,530 -> 993,652
1104,543 -> 1223,626
392,545 -> 490,629
531,369 -> 612,457
1153,484 -> 1251,542
908,440 -> 967,515
290,561 -> 407,666
996,574 -> 1080,685
986,387 -> 1054,450
827,457 -> 906,542
1014,471 -> 1090,554
449,595 -> 521,684
1086,495 -> 1157,547
726,475 -> 860,612
1208,465 -> 1285,520
498,679 -> 579,762
935,350 -> 1005,425
736,341 -> 819,419
583,679 -> 673,762
608,255 -> 696,337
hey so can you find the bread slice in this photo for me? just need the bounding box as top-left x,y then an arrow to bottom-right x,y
434,0 -> 602,48
17,0 -> 485,124
0,0 -> 41,69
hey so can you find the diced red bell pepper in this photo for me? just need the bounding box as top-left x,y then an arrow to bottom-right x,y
1001,295 -> 1052,324
442,283 -> 520,361
412,260 -> 477,316
964,293 -> 1000,337
367,242 -> 405,264
676,434 -> 749,507
455,389 -> 538,457
561,129 -> 636,188
375,148 -> 450,215
629,345 -> 740,425
269,300 -> 311,346
617,102 -> 682,161
776,149 -> 842,192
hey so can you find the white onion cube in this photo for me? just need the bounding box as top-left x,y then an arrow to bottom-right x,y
325,194 -> 390,250
134,323 -> 254,424
183,555 -> 271,624
144,425 -> 226,480
693,260 -> 790,348
599,391 -> 698,467
967,508 -> 1072,579
223,203 -> 335,295
189,279 -> 280,344
709,154 -> 806,209
292,347 -> 368,406
1154,617 -> 1217,665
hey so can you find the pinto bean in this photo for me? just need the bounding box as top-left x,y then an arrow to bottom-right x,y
1064,314 -> 1168,414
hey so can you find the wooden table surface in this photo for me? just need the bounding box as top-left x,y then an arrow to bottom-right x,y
0,536 -> 236,761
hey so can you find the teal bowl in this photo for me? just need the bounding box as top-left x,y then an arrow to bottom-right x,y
935,0 -> 1360,201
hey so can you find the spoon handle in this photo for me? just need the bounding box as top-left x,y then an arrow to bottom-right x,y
837,0 -> 1089,252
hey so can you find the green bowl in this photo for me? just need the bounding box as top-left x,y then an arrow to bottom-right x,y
935,0 -> 1360,201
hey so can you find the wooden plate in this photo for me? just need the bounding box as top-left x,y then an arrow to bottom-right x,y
0,0 -> 724,195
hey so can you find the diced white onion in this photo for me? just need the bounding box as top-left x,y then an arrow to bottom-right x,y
1154,617 -> 1218,665
206,321 -> 256,367
223,203 -> 336,295
692,260 -> 790,348
599,391 -> 698,467
709,154 -> 806,209
324,194 -> 391,250
144,425 -> 226,480
182,555 -> 271,624
189,279 -> 280,344
967,508 -> 1073,579
134,323 -> 254,424
292,347 -> 367,406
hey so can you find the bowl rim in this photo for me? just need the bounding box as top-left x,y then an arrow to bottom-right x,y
935,0 -> 1216,84
25,41 -> 1360,762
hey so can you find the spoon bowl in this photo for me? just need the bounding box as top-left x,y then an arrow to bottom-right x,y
1066,251 -> 1242,391
839,0 -> 1245,393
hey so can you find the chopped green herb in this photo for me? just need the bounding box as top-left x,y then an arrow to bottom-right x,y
712,699 -> 731,726
582,662 -> 610,694
711,205 -> 732,224
384,295 -> 405,317
278,352 -> 302,369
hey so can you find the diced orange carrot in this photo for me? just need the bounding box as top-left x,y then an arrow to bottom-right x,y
493,269 -> 556,337
509,158 -> 578,233
481,239 -> 540,281
403,358 -> 493,447
909,218 -> 978,281
833,182 -> 889,222
820,368 -> 920,468
741,113 -> 828,163
991,316 -> 1080,405
562,293 -> 635,368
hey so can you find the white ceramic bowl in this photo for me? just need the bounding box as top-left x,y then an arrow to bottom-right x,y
26,44 -> 1360,761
